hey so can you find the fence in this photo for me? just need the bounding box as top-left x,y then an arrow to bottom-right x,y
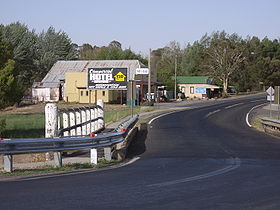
45,99 -> 104,139
0,113 -> 138,172
1,100 -> 138,172
44,100 -> 104,163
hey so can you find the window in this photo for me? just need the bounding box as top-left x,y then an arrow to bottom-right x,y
86,91 -> 89,96
80,91 -> 83,96
102,91 -> 106,96
190,86 -> 194,94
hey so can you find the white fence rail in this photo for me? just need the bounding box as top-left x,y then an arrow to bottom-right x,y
45,99 -> 104,139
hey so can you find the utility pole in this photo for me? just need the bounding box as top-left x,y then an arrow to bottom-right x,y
174,55 -> 177,100
148,48 -> 151,103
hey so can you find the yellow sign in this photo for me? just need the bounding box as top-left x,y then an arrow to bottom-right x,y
114,72 -> 126,81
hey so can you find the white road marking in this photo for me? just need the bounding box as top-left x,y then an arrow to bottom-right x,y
225,103 -> 244,109
205,109 -> 221,118
246,103 -> 267,127
147,158 -> 241,187
250,99 -> 265,103
148,112 -> 176,125
10,157 -> 141,182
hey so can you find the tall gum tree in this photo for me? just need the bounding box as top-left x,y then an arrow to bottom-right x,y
204,37 -> 245,96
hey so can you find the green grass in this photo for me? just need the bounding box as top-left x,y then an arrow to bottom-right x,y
0,106 -> 159,138
104,106 -> 158,124
0,160 -> 121,176
252,117 -> 264,132
0,113 -> 45,138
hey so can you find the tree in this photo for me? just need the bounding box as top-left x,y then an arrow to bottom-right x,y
78,41 -> 147,65
0,22 -> 38,85
181,34 -> 210,76
109,40 -> 122,49
0,34 -> 22,109
156,41 -> 183,90
204,32 -> 245,96
36,26 -> 77,78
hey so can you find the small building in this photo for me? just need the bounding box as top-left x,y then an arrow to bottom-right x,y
32,60 -> 158,104
176,76 -> 221,99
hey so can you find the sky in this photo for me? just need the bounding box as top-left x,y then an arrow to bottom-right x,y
1,0 -> 280,55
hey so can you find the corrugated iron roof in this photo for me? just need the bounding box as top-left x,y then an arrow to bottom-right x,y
38,60 -> 146,88
175,76 -> 212,84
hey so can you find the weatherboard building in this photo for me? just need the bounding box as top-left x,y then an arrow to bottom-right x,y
32,60 -> 158,104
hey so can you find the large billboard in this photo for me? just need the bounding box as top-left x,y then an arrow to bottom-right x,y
88,68 -> 128,90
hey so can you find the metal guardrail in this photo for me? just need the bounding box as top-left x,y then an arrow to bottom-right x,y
0,132 -> 123,155
261,117 -> 280,130
0,115 -> 138,172
261,117 -> 280,137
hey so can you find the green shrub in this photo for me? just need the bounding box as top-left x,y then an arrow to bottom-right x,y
0,119 -> 6,136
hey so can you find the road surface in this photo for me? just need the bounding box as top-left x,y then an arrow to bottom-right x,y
1,94 -> 280,209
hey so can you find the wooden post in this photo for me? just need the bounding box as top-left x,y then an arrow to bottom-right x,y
45,103 -> 58,138
45,103 -> 62,167
97,99 -> 104,130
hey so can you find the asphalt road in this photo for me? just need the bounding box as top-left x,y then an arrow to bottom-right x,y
1,94 -> 280,210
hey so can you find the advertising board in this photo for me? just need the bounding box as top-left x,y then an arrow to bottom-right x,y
88,68 -> 127,90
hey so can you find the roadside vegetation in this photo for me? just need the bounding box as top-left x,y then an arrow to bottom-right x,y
252,117 -> 264,132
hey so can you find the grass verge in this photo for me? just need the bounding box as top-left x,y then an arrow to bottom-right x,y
0,106 -> 159,138
0,160 -> 121,176
252,117 -> 264,132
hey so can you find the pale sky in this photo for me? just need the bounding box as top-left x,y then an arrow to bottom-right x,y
1,0 -> 280,55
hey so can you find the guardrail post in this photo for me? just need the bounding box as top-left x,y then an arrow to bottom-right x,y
104,147 -> 112,161
54,151 -> 62,168
4,155 -> 13,172
97,99 -> 104,130
45,103 -> 58,161
91,148 -> 98,164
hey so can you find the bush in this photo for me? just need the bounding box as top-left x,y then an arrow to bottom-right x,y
0,119 -> 6,136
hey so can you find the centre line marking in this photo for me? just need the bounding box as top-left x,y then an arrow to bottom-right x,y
147,158 -> 241,187
250,99 -> 265,103
225,103 -> 244,109
205,109 -> 221,118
